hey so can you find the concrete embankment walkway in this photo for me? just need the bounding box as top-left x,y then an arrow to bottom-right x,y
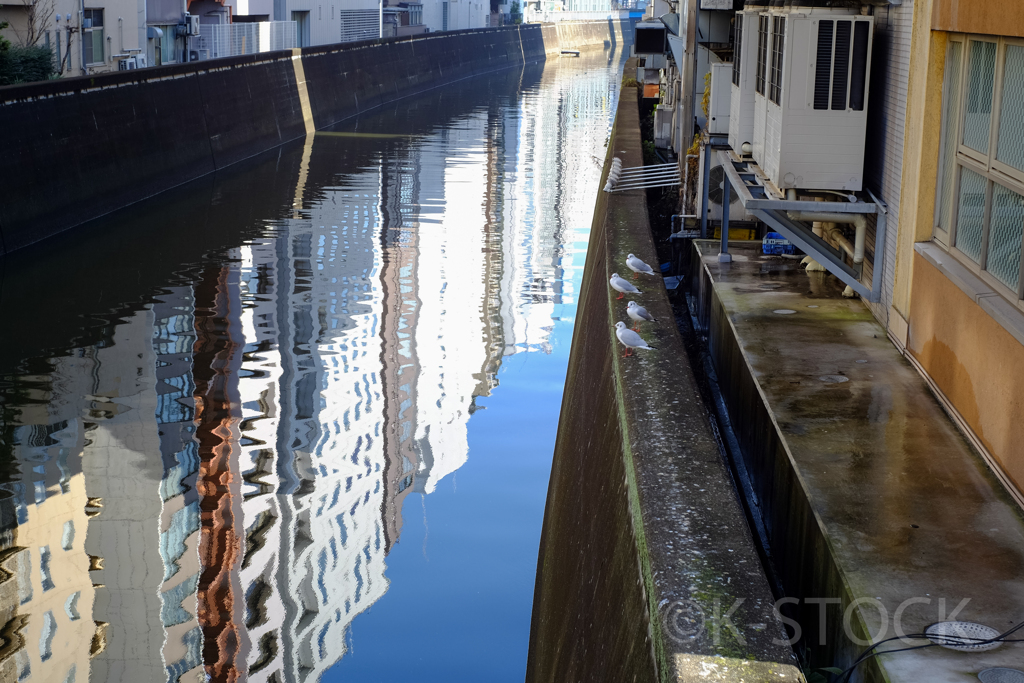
526,62 -> 804,683
690,240 -> 1024,681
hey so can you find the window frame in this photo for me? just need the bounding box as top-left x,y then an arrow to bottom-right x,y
938,33 -> 1024,305
83,8 -> 104,65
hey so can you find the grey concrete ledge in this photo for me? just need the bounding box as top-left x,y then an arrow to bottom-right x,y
527,65 -> 802,683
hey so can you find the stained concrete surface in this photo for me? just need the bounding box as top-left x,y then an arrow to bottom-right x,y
527,66 -> 803,683
693,240 -> 1024,681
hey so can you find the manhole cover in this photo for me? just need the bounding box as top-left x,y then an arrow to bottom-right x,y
773,309 -> 796,315
856,359 -> 868,364
979,669 -> 1024,683
925,621 -> 1001,652
760,284 -> 782,289
807,305 -> 819,308
819,375 -> 849,384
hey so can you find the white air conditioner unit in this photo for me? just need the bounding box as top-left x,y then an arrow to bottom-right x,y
750,8 -> 874,192
728,9 -> 759,154
184,13 -> 200,35
708,62 -> 731,135
117,56 -> 138,70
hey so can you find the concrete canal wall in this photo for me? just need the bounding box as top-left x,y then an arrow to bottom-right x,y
0,19 -> 631,255
526,64 -> 804,683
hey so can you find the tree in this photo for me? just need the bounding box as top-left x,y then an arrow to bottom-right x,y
9,0 -> 56,47
510,0 -> 523,24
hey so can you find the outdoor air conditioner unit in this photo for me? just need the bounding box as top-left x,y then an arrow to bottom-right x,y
184,13 -> 200,35
750,8 -> 874,192
728,9 -> 759,154
698,145 -> 754,223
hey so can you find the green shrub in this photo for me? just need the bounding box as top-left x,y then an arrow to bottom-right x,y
0,44 -> 56,86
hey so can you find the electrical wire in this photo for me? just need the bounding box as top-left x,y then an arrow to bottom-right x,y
833,620 -> 1024,683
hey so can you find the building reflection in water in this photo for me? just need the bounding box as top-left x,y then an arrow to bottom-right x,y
0,55 -> 619,683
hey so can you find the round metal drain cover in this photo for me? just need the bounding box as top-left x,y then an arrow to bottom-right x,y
979,669 -> 1024,683
819,375 -> 849,384
925,621 -> 1001,652
760,284 -> 782,289
856,359 -> 868,363
773,309 -> 797,315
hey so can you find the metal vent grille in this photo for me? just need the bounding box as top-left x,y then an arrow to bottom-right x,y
756,15 -> 768,95
813,20 -> 833,110
814,19 -> 870,111
831,20 -> 851,110
732,14 -> 743,87
339,9 -> 379,42
850,22 -> 869,110
769,16 -> 785,105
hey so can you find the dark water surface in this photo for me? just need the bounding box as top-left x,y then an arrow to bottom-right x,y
0,47 -> 626,683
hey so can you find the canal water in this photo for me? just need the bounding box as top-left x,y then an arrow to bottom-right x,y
0,47 -> 627,683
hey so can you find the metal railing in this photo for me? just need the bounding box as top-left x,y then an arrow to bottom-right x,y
194,22 -> 297,61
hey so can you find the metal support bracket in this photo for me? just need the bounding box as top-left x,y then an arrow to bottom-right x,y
717,151 -> 886,303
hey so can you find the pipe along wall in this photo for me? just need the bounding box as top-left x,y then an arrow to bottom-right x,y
0,20 -> 630,255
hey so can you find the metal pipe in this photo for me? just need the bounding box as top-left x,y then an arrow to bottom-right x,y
719,175 -> 732,262
787,211 -> 868,263
700,142 -> 711,239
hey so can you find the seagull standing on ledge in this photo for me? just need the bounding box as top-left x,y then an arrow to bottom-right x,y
615,322 -> 654,357
626,253 -> 655,279
626,301 -> 657,331
610,273 -> 640,300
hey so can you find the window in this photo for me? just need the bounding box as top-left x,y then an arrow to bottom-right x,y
936,35 -> 1024,299
732,14 -> 743,87
755,15 -> 768,95
83,9 -> 104,65
409,3 -> 423,26
442,1 -> 448,31
768,16 -> 785,104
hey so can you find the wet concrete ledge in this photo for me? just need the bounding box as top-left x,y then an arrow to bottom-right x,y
0,20 -> 631,256
690,240 -> 1024,681
525,61 -> 803,683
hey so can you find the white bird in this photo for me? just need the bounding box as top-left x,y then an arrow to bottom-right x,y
615,321 -> 654,357
626,253 -> 655,279
610,273 -> 640,300
626,301 -> 657,330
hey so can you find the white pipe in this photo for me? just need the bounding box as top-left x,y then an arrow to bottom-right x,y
787,211 -> 868,264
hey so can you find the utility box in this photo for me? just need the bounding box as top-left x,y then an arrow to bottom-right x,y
750,8 -> 874,191
708,62 -> 731,135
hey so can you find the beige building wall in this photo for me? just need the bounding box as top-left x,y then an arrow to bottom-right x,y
895,0 -> 1024,505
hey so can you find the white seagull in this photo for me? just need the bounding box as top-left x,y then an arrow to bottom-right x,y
626,301 -> 657,330
615,321 -> 654,357
610,273 -> 641,300
626,253 -> 655,279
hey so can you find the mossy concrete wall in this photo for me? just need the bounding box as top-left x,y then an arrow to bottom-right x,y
0,20 -> 630,255
526,63 -> 803,683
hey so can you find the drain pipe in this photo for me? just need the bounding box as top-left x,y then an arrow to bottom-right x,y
787,211 -> 867,264
783,190 -> 867,263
